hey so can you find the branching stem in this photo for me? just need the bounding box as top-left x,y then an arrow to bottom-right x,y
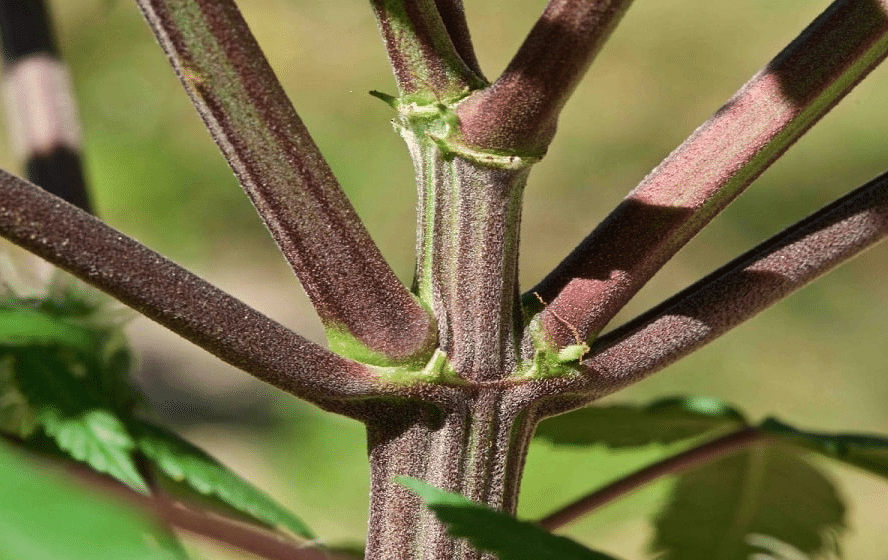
136,0 -> 437,366
536,428 -> 762,531
527,170 -> 888,406
529,0 -> 888,348
370,0 -> 485,97
0,173 -> 382,412
456,0 -> 633,155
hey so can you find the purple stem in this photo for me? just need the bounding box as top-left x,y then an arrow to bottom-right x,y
456,0 -> 634,155
135,0 -> 437,365
536,428 -> 762,530
432,0 -> 484,78
526,169 -> 888,407
369,0 -> 485,97
0,172 -> 383,413
529,0 -> 888,348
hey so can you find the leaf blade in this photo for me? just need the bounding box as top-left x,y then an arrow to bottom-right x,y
0,440 -> 189,560
761,417 -> 888,480
535,396 -> 746,448
10,348 -> 148,493
651,444 -> 845,560
0,307 -> 97,351
134,421 -> 315,539
399,477 -> 623,560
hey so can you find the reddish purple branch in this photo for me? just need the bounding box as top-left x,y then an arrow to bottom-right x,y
159,505 -> 354,560
530,0 -> 888,347
456,0 -> 633,155
0,171 -> 383,412
136,0 -> 437,364
527,170 -> 888,406
370,0 -> 485,97
536,428 -> 762,530
432,0 -> 484,78
53,451 -> 358,560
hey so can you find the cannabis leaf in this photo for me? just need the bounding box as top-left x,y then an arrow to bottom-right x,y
651,444 -> 845,560
0,439 -> 188,560
134,421 -> 316,539
535,396 -> 746,448
400,477 -> 623,560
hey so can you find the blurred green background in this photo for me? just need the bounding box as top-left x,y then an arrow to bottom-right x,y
2,0 -> 887,558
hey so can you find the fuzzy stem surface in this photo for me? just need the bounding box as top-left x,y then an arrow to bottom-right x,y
370,0 -> 485,97
400,106 -> 532,382
359,95 -> 549,558
456,0 -> 633,155
0,172 -> 383,411
136,0 -> 437,366
364,387 -> 537,559
528,0 -> 888,348
522,169 -> 888,407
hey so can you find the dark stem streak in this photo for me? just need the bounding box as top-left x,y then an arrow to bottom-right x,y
530,0 -> 888,347
536,428 -> 762,530
431,0 -> 484,78
456,0 -> 633,155
0,173 -> 382,412
0,0 -> 92,212
535,170 -> 888,405
136,0 -> 436,363
370,0 -> 483,97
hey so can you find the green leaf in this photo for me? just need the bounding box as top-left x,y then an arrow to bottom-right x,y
651,444 -> 845,560
0,280 -> 146,491
0,440 -> 189,560
398,477 -> 623,560
0,355 -> 37,437
761,417 -> 888,480
0,278 -> 139,415
40,407 -> 148,494
11,349 -> 148,493
133,421 -> 315,539
0,307 -> 97,351
535,396 -> 747,448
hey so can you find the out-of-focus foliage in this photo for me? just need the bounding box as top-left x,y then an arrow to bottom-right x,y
651,445 -> 845,560
760,418 -> 888,481
0,439 -> 189,560
0,268 -> 315,545
536,396 -> 888,557
535,396 -> 746,448
135,421 -> 316,538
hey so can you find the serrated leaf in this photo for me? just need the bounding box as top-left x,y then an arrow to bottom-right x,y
761,417 -> 888,480
133,421 -> 315,539
535,396 -> 747,448
0,282 -> 139,415
0,440 -> 189,560
11,349 -> 148,493
398,477 -> 623,560
40,407 -> 148,494
651,444 -> 845,560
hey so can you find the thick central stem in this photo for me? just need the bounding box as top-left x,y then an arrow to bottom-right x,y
364,389 -> 538,560
403,111 -> 531,382
361,104 -> 542,559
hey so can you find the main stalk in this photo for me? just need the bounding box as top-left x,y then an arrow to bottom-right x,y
363,99 -> 543,559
